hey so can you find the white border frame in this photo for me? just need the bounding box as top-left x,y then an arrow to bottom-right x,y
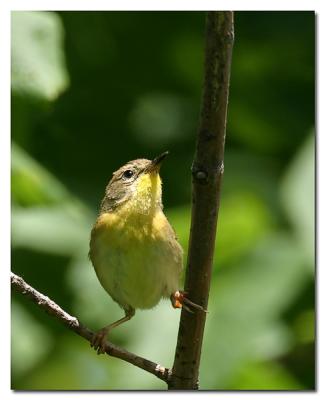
1,2 -> 322,399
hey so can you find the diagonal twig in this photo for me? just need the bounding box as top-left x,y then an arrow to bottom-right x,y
11,272 -> 170,383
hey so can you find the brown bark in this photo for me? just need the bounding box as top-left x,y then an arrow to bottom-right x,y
168,11 -> 234,389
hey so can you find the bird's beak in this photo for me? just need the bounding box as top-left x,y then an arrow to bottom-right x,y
146,151 -> 169,174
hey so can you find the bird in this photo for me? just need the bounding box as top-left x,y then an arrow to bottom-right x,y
89,152 -> 204,354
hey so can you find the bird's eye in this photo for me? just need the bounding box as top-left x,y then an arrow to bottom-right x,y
122,169 -> 134,180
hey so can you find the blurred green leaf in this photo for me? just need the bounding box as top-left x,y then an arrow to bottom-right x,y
11,11 -> 69,100
18,333 -> 166,390
230,361 -> 302,390
293,309 -> 315,344
11,205 -> 91,256
167,191 -> 273,268
18,336 -> 117,390
12,142 -> 94,255
216,192 -> 273,266
280,133 -> 315,271
11,301 -> 53,378
129,92 -> 195,148
201,233 -> 310,388
11,142 -> 69,206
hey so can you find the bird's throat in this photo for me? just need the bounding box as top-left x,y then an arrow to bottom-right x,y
119,173 -> 162,220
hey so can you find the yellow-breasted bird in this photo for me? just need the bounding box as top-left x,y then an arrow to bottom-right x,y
89,152 -> 203,353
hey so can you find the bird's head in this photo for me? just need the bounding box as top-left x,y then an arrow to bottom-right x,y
100,152 -> 169,216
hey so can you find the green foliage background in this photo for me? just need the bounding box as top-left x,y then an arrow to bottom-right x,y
11,11 -> 315,390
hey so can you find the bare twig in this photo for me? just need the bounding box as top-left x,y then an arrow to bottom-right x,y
11,272 -> 170,383
168,12 -> 234,389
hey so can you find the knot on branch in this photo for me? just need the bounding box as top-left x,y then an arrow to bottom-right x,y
191,161 -> 224,184
225,30 -> 234,44
195,170 -> 208,183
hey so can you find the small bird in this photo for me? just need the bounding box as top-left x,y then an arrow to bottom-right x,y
89,152 -> 203,354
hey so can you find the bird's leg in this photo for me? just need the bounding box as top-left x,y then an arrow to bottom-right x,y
91,307 -> 135,354
170,290 -> 207,313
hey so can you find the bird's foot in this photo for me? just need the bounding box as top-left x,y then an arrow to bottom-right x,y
90,327 -> 110,355
170,290 -> 207,313
90,309 -> 135,355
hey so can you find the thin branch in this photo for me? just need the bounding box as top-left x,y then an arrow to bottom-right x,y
10,272 -> 170,383
168,12 -> 234,389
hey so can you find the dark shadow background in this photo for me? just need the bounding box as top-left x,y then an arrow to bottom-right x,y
11,11 -> 315,390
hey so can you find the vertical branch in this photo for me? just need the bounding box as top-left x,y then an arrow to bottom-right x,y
168,11 -> 234,390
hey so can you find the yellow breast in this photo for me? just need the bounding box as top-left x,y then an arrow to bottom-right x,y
92,207 -> 168,243
89,211 -> 182,310
89,170 -> 182,310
